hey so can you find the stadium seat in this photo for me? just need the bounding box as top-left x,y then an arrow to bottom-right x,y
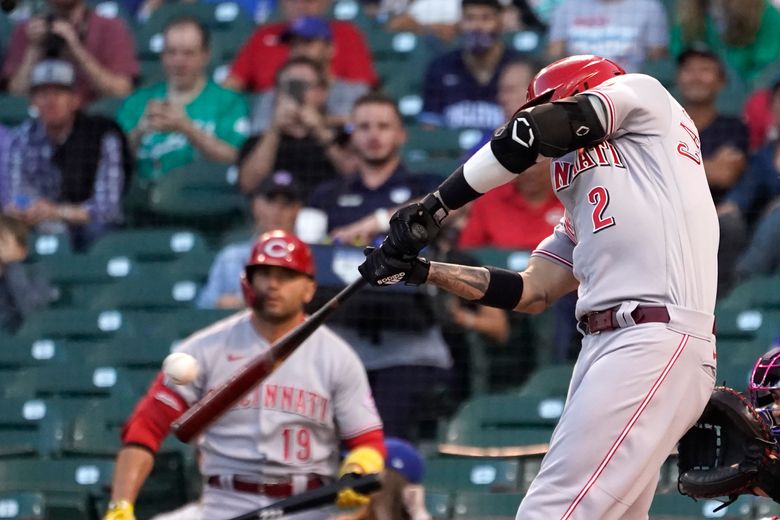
146,162 -> 245,222
4,364 -> 137,400
715,360 -> 754,390
442,393 -> 559,453
156,308 -> 236,339
404,126 -> 473,159
452,492 -> 525,518
466,248 -> 533,273
517,364 -> 574,398
423,457 -> 521,492
15,308 -> 134,340
0,398 -> 66,457
715,308 -> 780,341
86,336 -> 173,368
89,228 -> 210,262
26,231 -> 73,261
425,490 -> 451,519
0,95 -> 32,126
37,254 -> 137,287
0,492 -> 46,520
0,458 -> 114,520
90,274 -> 202,310
86,96 -> 124,119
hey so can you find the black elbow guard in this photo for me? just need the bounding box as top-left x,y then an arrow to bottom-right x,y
490,95 -> 607,173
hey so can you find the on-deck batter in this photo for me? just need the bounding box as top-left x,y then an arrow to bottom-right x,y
359,55 -> 718,519
104,230 -> 385,520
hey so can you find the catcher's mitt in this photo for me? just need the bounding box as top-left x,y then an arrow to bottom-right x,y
677,386 -> 780,507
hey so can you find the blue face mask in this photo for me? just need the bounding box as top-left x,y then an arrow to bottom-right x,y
462,30 -> 500,54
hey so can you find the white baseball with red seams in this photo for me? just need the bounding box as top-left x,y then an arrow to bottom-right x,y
162,352 -> 200,385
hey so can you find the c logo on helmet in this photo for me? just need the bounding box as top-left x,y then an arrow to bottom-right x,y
511,117 -> 534,148
263,238 -> 290,258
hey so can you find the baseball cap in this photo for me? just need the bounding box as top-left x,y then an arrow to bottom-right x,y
254,170 -> 303,202
281,16 -> 332,43
30,59 -> 76,90
385,437 -> 425,484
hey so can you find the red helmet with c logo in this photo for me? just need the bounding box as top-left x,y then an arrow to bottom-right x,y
521,54 -> 625,110
241,230 -> 315,307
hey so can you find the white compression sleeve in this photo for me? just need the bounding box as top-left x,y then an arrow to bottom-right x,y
462,139 -> 519,195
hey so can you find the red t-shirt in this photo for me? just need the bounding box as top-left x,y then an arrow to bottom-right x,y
743,88 -> 774,152
229,20 -> 377,92
2,11 -> 139,106
458,181 -> 564,251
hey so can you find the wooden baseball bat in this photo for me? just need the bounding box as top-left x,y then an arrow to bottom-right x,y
172,278 -> 366,442
226,473 -> 383,520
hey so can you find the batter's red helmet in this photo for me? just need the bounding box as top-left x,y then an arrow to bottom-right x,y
522,55 -> 625,110
241,230 -> 315,307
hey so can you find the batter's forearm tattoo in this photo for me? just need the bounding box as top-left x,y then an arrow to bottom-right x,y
428,262 -> 490,300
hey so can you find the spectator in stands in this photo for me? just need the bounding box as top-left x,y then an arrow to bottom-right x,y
547,0 -> 668,73
224,0 -> 377,93
2,0 -> 138,105
308,93 -> 453,438
419,0 -> 519,131
671,0 -> 780,86
0,215 -> 52,334
743,71 -> 780,152
117,17 -> 249,182
676,46 -> 749,295
736,200 -> 780,279
197,170 -> 303,309
723,79 -> 780,222
677,48 -> 749,206
376,0 -> 462,42
249,16 -> 370,132
238,57 -> 347,199
0,60 -> 130,250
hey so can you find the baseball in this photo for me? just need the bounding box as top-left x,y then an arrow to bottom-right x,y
162,353 -> 199,385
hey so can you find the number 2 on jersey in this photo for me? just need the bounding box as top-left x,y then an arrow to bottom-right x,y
588,186 -> 616,233
282,427 -> 311,462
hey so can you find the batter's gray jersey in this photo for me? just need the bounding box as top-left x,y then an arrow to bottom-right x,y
169,310 -> 383,479
532,73 -> 719,319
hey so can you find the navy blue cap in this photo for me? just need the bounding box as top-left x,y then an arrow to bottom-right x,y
282,16 -> 332,43
254,170 -> 303,201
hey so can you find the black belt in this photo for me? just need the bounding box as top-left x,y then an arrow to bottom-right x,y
578,305 -> 671,335
206,475 -> 323,497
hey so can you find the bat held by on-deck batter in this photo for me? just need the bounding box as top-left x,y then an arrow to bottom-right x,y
226,473 -> 383,520
171,277 -> 366,442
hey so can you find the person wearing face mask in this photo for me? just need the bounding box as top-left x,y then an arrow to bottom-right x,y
418,0 -> 519,131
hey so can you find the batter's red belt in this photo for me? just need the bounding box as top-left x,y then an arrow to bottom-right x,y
205,475 -> 324,497
578,305 -> 671,335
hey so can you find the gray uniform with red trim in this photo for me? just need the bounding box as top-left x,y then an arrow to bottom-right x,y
521,73 -> 718,519
170,310 -> 382,520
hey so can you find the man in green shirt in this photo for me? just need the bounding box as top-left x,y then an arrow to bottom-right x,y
118,16 -> 249,181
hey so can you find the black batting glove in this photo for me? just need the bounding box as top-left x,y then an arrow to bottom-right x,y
384,194 -> 448,258
358,246 -> 430,287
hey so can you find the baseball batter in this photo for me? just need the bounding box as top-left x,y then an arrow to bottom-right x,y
359,55 -> 719,519
104,230 -> 385,520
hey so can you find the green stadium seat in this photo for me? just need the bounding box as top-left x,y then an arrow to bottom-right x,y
424,457 -> 521,492
26,232 -> 73,261
89,228 -> 210,262
90,274 -> 202,310
453,492 -> 524,518
715,360 -> 754,390
442,394 -> 559,453
640,57 -> 676,88
4,364 -> 137,400
157,308 -> 236,339
0,397 -> 65,457
425,491 -> 451,519
0,95 -> 32,127
465,248 -> 533,272
15,308 -> 134,340
517,364 -> 575,398
0,458 -> 114,520
86,336 -> 173,368
404,126 -> 475,159
147,163 -> 245,221
0,492 -> 46,520
37,254 -> 137,287
715,308 -> 780,341
648,493 -> 731,519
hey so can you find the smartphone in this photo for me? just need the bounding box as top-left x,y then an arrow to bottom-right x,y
283,79 -> 307,105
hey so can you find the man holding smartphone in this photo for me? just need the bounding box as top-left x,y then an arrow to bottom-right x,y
238,56 -> 348,199
117,16 -> 249,181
